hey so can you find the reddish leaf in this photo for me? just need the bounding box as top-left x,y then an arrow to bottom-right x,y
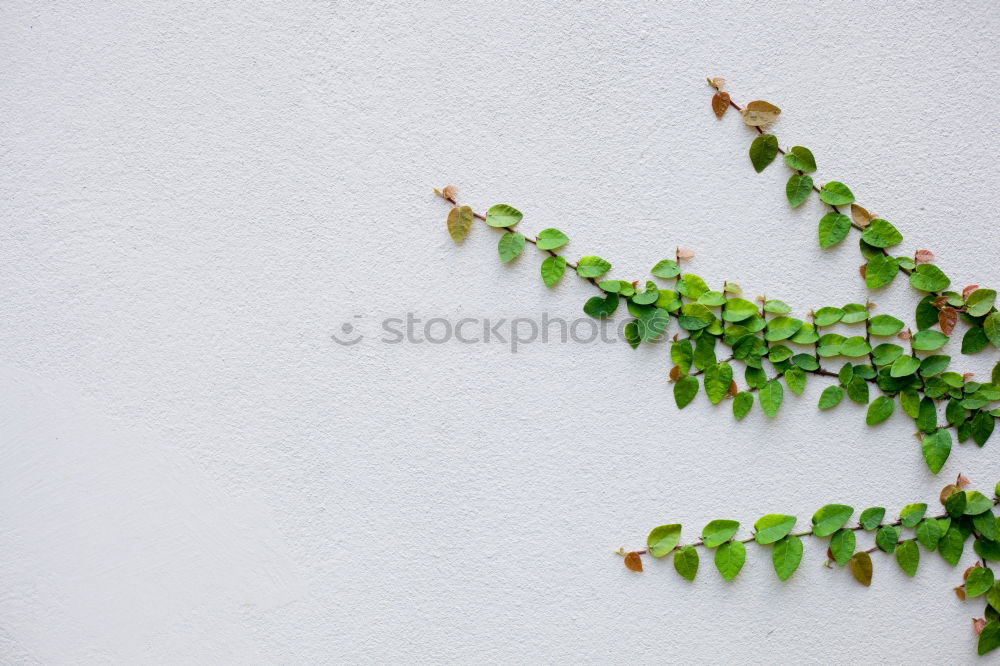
933,296 -> 949,308
958,474 -> 971,487
963,372 -> 976,381
939,307 -> 958,336
915,249 -> 935,265
964,284 -> 980,299
711,92 -> 730,119
975,618 -> 988,635
624,551 -> 643,572
676,247 -> 695,261
898,329 -> 912,341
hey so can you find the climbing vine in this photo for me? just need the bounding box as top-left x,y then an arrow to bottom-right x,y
433,78 -> 1000,654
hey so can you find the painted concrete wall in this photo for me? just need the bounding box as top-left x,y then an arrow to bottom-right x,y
2,1 -> 999,663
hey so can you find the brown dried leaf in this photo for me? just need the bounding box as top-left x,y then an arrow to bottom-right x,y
676,247 -> 695,261
711,92 -> 730,119
964,284 -> 980,300
898,329 -> 912,341
963,372 -> 976,381
741,100 -> 781,127
850,204 -> 873,228
955,586 -> 967,600
940,483 -> 962,504
669,365 -> 681,382
859,264 -> 867,279
849,551 -> 872,587
728,380 -> 738,397
939,307 -> 958,336
915,249 -> 935,265
975,618 -> 988,635
710,77 -> 726,91
624,551 -> 643,572
958,474 -> 971,487
441,185 -> 458,200
964,565 -> 977,580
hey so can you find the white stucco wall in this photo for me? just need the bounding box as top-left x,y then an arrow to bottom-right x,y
2,1 -> 1000,663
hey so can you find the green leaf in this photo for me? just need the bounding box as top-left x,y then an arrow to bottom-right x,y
673,544 -> 699,581
915,295 -> 939,330
812,504 -> 854,537
972,412 -> 996,447
678,303 -> 715,331
841,304 -> 869,323
964,326 -> 990,354
830,528 -> 855,566
576,255 -> 612,278
671,339 -> 693,374
714,541 -> 746,582
916,518 -> 942,550
540,255 -> 566,287
945,490 -> 967,518
693,334 -> 717,371
979,621 -> 1000,656
759,380 -> 784,418
968,566 -> 996,597
583,292 -> 619,319
636,307 -> 670,342
964,490 -> 994,515
754,514 -> 796,544
939,526 -> 965,565
859,507 -> 885,531
986,312 -> 1000,347
840,336 -> 871,358
920,355 -> 950,377
722,298 -> 758,322
866,396 -> 894,425
899,503 -> 927,528
864,255 -> 898,289
447,205 -> 474,242
678,274 -> 709,299
484,204 -> 523,228
764,300 -> 791,314
895,539 -> 919,576
967,289 -> 998,317
847,376 -> 869,404
783,146 -> 817,172
860,219 -> 903,248
876,525 -> 899,553
814,307 -> 845,327
909,264 -> 951,292
772,535 -> 803,581
818,213 -> 852,248
849,551 -> 873,586
733,391 -> 753,420
702,519 -> 740,548
977,539 -> 1000,562
819,181 -> 855,205
764,317 -> 803,341
650,259 -> 680,279
872,344 -> 904,367
922,429 -> 952,474
749,134 -> 779,172
786,174 -> 813,207
497,232 -> 526,262
818,385 -> 844,410
916,397 -> 937,434
535,228 -> 569,250
624,321 -> 640,349
705,362 -> 734,405
647,524 -> 682,557
793,354 -> 819,371
912,330 -> 949,351
783,367 -> 805,396
868,315 -> 904,336
673,375 -> 699,409
890,355 -> 921,378
631,281 -> 660,305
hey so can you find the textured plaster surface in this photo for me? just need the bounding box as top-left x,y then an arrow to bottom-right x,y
2,1 -> 1000,664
